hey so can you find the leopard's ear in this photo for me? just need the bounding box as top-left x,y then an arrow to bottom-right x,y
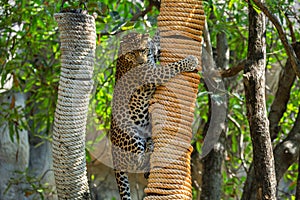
150,31 -> 161,63
152,31 -> 160,51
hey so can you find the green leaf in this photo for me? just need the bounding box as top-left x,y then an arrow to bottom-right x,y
250,0 -> 262,14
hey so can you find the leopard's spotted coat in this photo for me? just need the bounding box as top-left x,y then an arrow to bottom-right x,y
111,32 -> 198,200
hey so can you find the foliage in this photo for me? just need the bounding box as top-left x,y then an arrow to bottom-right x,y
201,0 -> 299,198
0,0 -> 158,198
0,0 -> 60,139
0,0 -> 299,199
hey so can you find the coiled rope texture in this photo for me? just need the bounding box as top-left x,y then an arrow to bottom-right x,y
52,13 -> 96,200
144,0 -> 205,199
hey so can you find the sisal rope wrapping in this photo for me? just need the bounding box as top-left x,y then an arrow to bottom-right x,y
144,0 -> 204,199
52,12 -> 96,200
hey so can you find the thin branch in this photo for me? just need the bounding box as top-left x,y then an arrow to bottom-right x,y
273,105 -> 300,183
130,2 -> 154,22
269,42 -> 299,140
219,60 -> 247,78
287,6 -> 300,28
227,114 -> 242,136
249,0 -> 300,77
284,12 -> 296,44
100,0 -> 157,36
203,20 -> 213,57
269,60 -> 296,140
272,51 -> 285,69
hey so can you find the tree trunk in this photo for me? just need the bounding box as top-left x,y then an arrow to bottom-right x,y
242,43 -> 300,200
200,31 -> 228,200
200,134 -> 225,200
242,2 -> 277,200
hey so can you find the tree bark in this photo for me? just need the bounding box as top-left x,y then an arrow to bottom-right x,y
242,2 -> 277,200
242,43 -> 300,200
242,104 -> 300,200
200,138 -> 224,200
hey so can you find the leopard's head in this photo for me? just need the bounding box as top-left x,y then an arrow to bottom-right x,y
116,49 -> 149,81
116,32 -> 151,81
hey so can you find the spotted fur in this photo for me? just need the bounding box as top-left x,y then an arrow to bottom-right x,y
111,32 -> 198,200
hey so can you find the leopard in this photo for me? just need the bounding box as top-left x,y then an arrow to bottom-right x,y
115,32 -> 160,81
110,31 -> 198,200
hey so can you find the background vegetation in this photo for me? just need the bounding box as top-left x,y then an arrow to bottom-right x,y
0,0 -> 299,199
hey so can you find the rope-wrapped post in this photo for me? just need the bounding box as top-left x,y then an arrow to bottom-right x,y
52,12 -> 96,199
144,0 -> 205,199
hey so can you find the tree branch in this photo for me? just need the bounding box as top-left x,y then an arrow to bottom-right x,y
100,0 -> 159,36
284,12 -> 296,44
130,2 -> 154,22
273,105 -> 300,182
250,0 -> 300,77
268,43 -> 300,140
219,60 -> 247,78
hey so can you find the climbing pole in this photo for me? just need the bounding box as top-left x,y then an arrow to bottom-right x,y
52,12 -> 96,199
144,0 -> 205,199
